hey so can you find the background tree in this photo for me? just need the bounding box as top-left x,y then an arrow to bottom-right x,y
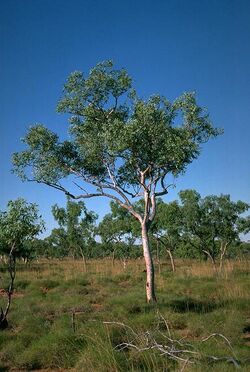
46,228 -> 69,259
97,201 -> 136,267
178,190 -> 214,263
206,195 -> 249,271
237,216 -> 250,237
50,198 -> 97,270
151,200 -> 183,272
179,190 -> 249,271
24,238 -> 51,260
13,61 -> 221,302
0,199 -> 44,328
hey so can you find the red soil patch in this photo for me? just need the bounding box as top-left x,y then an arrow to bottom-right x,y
91,303 -> 103,311
0,288 -> 24,298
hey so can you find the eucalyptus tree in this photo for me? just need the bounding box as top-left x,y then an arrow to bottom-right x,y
12,61 -> 221,302
0,199 -> 44,328
205,195 -> 249,271
178,190 -> 213,261
50,198 -> 97,269
179,190 -> 249,271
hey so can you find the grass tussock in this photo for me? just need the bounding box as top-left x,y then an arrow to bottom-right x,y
0,258 -> 249,371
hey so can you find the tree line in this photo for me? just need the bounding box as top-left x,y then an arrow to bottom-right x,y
1,191 -> 249,267
0,193 -> 249,328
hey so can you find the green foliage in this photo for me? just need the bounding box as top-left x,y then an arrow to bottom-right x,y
97,201 -> 136,259
96,191 -> 249,262
47,197 -> 97,258
12,60 -> 221,212
149,199 -> 183,256
0,199 -> 44,256
179,190 -> 249,260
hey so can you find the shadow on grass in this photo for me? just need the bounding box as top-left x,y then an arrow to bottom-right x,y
167,297 -> 222,313
243,325 -> 250,333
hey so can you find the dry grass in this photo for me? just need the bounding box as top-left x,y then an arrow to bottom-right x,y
26,256 -> 250,278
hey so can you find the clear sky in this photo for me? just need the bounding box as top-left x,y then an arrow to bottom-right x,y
1,0 -> 250,236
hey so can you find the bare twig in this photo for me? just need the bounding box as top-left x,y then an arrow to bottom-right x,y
207,355 -> 240,369
84,316 -> 241,369
156,310 -> 172,338
88,320 -> 138,338
202,333 -> 236,357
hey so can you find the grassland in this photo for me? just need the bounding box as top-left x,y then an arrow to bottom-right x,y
0,258 -> 249,371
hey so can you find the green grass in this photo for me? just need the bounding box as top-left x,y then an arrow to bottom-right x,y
0,258 -> 249,371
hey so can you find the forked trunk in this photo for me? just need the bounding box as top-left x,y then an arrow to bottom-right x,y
79,247 -> 87,272
219,242 -> 229,273
141,224 -> 157,303
167,249 -> 176,272
203,249 -> 217,273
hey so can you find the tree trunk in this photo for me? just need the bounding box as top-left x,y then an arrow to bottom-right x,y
82,254 -> 87,272
156,238 -> 161,274
121,257 -> 127,270
112,247 -> 117,268
79,247 -> 87,272
203,250 -> 217,273
166,249 -> 176,272
219,242 -> 229,273
141,224 -> 157,303
0,245 -> 16,330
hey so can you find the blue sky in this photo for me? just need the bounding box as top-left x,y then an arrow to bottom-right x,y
1,0 -> 250,236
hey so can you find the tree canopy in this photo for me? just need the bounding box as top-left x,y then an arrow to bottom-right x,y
0,198 -> 44,256
48,198 -> 97,261
178,190 -> 249,267
13,60 -> 221,224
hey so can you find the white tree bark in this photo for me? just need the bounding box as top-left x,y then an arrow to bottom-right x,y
141,224 -> 157,303
219,241 -> 229,273
166,249 -> 176,272
202,249 -> 217,273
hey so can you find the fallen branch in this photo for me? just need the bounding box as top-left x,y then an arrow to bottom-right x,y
84,316 -> 241,369
202,332 -> 236,356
